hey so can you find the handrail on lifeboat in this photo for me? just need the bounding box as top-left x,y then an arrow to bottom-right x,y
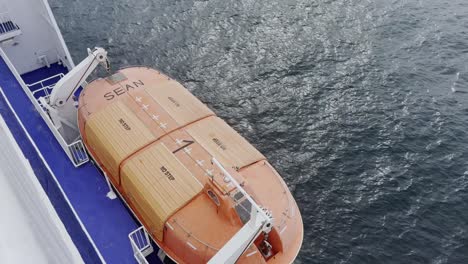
208,158 -> 274,264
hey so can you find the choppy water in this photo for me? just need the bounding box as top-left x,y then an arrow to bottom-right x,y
50,0 -> 468,263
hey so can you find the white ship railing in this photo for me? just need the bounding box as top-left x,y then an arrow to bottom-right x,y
129,226 -> 154,264
29,73 -> 64,98
26,74 -> 89,167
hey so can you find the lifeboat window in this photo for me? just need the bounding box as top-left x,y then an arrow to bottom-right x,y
207,190 -> 220,206
235,199 -> 252,224
232,190 -> 244,201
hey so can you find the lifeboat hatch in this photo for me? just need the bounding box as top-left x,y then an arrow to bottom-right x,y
106,71 -> 128,85
254,228 -> 281,261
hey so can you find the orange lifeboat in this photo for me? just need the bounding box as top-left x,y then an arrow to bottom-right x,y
78,67 -> 303,263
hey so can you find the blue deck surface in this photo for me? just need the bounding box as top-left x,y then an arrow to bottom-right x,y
0,57 -> 161,264
21,62 -> 68,84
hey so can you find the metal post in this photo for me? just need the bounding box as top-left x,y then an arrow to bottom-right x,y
104,172 -> 117,199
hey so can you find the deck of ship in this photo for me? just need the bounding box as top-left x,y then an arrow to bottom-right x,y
0,56 -> 162,264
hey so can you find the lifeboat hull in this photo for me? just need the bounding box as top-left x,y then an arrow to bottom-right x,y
78,67 -> 303,263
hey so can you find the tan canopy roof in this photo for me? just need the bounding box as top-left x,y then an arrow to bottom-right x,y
185,116 -> 265,170
84,101 -> 156,181
121,142 -> 203,241
144,78 -> 214,127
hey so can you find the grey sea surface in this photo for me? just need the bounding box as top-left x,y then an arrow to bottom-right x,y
50,0 -> 468,263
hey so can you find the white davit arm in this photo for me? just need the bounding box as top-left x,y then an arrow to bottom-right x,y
49,47 -> 109,107
39,47 -> 109,144
208,158 -> 274,264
